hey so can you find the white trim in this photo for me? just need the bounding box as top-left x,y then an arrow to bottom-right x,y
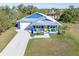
37,12 -> 61,25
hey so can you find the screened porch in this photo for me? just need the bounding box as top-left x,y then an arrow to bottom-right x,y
31,25 -> 60,34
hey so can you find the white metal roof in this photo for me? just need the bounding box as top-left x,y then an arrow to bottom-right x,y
17,12 -> 61,25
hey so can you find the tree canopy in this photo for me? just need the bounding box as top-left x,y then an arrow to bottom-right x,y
59,5 -> 79,23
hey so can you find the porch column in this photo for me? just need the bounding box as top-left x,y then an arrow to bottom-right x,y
31,26 -> 34,36
58,25 -> 60,34
47,25 -> 50,32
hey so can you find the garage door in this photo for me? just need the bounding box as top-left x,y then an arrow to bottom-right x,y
20,22 -> 30,30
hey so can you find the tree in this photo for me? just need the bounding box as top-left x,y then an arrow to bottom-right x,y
4,5 -> 10,15
38,9 -> 46,14
69,5 -> 74,9
59,5 -> 79,23
59,12 -> 72,22
27,5 -> 38,14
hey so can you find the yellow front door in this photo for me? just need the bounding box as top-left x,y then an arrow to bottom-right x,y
44,26 -> 48,32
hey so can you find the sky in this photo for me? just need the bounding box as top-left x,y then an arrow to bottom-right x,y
0,3 -> 79,9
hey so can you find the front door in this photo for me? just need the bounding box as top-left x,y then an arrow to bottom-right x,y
44,26 -> 48,33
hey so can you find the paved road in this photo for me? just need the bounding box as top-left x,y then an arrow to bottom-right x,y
0,30 -> 30,56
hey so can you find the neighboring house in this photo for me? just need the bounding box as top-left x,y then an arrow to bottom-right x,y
47,10 -> 60,20
47,10 -> 56,19
16,12 -> 61,35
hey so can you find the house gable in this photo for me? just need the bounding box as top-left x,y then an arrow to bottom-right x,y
26,12 -> 43,18
17,12 -> 60,25
19,12 -> 51,22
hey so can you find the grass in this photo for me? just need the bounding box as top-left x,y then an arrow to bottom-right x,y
25,23 -> 79,56
35,32 -> 44,35
50,32 -> 79,55
0,27 -> 16,52
25,38 -> 70,56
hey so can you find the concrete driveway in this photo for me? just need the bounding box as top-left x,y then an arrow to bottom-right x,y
0,30 -> 30,56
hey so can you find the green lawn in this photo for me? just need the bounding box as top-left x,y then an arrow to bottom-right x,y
24,23 -> 79,56
0,27 -> 16,52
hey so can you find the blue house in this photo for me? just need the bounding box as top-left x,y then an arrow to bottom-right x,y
16,12 -> 61,35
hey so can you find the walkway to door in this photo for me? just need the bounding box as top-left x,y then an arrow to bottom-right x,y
0,30 -> 30,56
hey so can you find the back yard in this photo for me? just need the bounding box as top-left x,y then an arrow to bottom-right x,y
25,23 -> 79,56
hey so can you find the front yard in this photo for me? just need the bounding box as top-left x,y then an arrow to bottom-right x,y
24,23 -> 79,56
25,38 -> 68,56
0,27 -> 16,52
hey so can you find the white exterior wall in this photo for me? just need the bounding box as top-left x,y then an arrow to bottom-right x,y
20,22 -> 30,30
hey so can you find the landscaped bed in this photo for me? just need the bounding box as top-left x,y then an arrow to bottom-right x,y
0,27 -> 16,52
24,23 -> 79,56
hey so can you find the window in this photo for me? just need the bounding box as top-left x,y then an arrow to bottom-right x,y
51,29 -> 54,32
40,26 -> 44,32
33,25 -> 35,28
49,25 -> 57,32
32,26 -> 36,31
47,26 -> 49,28
36,26 -> 38,28
50,26 -> 52,28
41,26 -> 44,28
53,26 -> 55,28
52,25 -> 57,32
15,23 -> 18,27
